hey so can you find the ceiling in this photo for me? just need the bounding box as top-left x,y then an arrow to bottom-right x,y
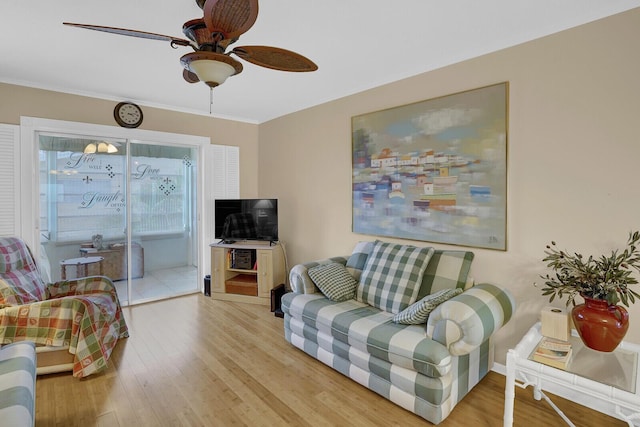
2,1 -> 639,124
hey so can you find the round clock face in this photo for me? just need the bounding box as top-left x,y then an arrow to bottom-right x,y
114,102 -> 143,128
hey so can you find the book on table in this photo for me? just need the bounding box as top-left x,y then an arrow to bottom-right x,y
532,336 -> 572,369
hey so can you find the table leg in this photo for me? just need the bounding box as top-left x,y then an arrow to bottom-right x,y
533,385 -> 542,401
537,390 -> 576,426
61,265 -> 67,280
503,350 -> 516,427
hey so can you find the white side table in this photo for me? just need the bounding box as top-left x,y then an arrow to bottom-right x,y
60,256 -> 104,280
504,322 -> 640,426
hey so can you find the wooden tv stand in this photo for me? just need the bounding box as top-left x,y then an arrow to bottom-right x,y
209,242 -> 286,305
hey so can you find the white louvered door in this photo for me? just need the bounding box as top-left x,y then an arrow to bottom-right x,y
0,124 -> 20,237
202,144 -> 239,274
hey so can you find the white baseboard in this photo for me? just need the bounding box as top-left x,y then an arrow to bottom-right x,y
492,362 -> 506,376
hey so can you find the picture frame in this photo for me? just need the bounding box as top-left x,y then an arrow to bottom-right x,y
351,82 -> 508,250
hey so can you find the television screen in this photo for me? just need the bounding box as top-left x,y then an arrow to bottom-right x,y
214,199 -> 278,242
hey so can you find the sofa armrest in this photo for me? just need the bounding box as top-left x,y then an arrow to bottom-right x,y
0,341 -> 36,427
289,256 -> 349,294
426,283 -> 515,356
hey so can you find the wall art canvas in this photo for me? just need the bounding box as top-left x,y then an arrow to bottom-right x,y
352,82 -> 508,250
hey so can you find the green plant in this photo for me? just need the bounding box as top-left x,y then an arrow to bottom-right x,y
539,231 -> 640,307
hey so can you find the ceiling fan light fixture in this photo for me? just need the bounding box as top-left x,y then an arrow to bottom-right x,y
181,52 -> 243,88
189,60 -> 235,87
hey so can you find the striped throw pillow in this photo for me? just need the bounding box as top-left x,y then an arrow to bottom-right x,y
393,288 -> 463,324
357,241 -> 434,314
308,262 -> 358,302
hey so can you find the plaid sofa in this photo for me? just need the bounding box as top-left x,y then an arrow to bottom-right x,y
282,242 -> 515,424
0,341 -> 36,427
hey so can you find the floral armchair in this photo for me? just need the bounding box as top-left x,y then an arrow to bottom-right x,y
0,237 -> 129,378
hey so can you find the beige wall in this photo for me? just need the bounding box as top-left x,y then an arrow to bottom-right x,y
0,83 -> 260,198
258,8 -> 640,363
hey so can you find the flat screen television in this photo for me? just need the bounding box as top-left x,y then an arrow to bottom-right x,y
214,199 -> 278,243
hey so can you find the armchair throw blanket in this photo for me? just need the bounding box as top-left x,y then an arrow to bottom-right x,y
0,237 -> 129,378
282,241 -> 515,424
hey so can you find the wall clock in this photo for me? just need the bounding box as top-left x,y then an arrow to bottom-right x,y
114,102 -> 143,128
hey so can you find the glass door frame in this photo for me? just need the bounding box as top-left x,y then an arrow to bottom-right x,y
20,117 -> 211,305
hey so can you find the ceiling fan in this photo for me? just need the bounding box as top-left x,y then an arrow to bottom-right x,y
64,0 -> 318,97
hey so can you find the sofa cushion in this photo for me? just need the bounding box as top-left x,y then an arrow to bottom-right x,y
308,262 -> 358,302
285,315 -> 451,406
357,241 -> 434,314
393,288 -> 463,324
345,241 -> 375,280
282,292 -> 452,378
417,250 -> 474,299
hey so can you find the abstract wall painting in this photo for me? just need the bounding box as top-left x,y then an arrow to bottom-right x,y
351,82 -> 508,250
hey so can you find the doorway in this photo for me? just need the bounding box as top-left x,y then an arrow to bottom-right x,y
38,134 -> 199,305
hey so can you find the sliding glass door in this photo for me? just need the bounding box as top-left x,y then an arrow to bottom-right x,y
38,133 -> 199,305
128,142 -> 198,301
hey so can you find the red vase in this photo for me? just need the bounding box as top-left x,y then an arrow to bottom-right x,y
571,295 -> 629,352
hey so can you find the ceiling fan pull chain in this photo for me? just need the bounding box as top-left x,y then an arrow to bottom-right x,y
210,87 -> 213,114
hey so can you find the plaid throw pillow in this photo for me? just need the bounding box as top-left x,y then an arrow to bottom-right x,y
308,262 -> 358,302
357,241 -> 434,314
393,288 -> 463,324
345,241 -> 376,280
417,250 -> 474,299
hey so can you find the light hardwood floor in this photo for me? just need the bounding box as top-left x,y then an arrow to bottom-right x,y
35,294 -> 626,426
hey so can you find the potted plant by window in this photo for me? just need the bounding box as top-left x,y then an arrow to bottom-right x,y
538,231 -> 640,352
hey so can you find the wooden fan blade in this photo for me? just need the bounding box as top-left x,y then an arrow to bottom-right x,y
202,0 -> 258,41
63,22 -> 192,47
183,69 -> 200,83
232,46 -> 318,72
